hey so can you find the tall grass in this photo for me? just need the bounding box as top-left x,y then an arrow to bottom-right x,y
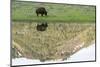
12,22 -> 95,61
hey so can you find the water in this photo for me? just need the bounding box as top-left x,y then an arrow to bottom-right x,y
66,43 -> 95,62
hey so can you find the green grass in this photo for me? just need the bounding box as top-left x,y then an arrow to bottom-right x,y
12,1 -> 96,22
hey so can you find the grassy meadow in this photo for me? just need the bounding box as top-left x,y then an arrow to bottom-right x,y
12,0 -> 96,61
12,0 -> 95,22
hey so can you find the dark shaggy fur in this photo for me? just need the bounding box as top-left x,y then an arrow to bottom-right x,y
36,7 -> 47,16
36,23 -> 48,31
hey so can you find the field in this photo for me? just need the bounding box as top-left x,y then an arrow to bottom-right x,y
12,22 -> 95,61
12,0 -> 96,62
12,0 -> 95,22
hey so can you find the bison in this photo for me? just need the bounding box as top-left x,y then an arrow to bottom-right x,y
36,7 -> 47,16
36,23 -> 48,31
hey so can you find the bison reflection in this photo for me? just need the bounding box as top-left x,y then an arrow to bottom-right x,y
37,23 -> 48,31
36,7 -> 47,16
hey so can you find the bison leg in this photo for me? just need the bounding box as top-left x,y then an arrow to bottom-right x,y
36,13 -> 39,16
45,12 -> 47,16
41,14 -> 43,16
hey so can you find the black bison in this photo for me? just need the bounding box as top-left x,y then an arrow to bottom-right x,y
36,7 -> 47,16
36,23 -> 48,31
